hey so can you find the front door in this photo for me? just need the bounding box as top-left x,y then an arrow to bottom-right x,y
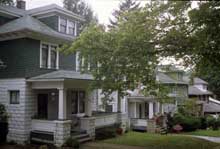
38,94 -> 48,119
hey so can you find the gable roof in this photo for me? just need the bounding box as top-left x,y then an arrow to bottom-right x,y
27,70 -> 93,81
194,77 -> 208,85
27,4 -> 84,21
188,85 -> 212,96
157,72 -> 188,85
0,15 -> 74,43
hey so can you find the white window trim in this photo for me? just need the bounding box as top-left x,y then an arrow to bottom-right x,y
40,41 -> 59,69
58,16 -> 77,36
9,90 -> 20,105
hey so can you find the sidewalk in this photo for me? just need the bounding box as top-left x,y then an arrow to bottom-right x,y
190,135 -> 220,143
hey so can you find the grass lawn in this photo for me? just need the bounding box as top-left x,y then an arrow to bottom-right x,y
102,132 -> 220,149
186,129 -> 220,137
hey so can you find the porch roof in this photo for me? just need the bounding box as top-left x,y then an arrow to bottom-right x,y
127,95 -> 156,102
204,102 -> 220,113
188,86 -> 212,96
27,70 -> 93,82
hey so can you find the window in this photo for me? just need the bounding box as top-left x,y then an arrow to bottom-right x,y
40,43 -> 59,69
9,91 -> 20,104
41,44 -> 49,68
68,21 -> 75,35
50,46 -> 57,69
60,18 -> 67,33
70,91 -> 85,114
59,17 -> 77,36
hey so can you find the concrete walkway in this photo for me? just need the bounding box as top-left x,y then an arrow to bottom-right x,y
189,135 -> 220,143
81,142 -> 147,149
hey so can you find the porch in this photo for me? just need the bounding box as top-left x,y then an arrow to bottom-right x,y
27,70 -> 120,146
127,96 -> 160,131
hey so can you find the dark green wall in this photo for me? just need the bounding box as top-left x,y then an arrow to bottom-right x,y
39,16 -> 59,31
0,16 -> 13,26
0,38 -> 76,79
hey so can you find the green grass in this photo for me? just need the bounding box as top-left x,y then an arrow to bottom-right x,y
186,129 -> 220,137
102,132 -> 220,149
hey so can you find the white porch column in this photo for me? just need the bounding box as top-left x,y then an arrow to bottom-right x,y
58,88 -> 67,120
149,102 -> 154,119
85,91 -> 92,117
134,102 -> 137,118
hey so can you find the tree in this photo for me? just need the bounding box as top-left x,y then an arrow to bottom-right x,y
65,2 -> 163,99
109,0 -> 140,28
63,0 -> 97,32
156,1 -> 220,99
0,0 -> 14,6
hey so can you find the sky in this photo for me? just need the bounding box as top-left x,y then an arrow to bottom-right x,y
26,0 -> 124,25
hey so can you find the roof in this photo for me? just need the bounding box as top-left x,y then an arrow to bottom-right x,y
188,86 -> 212,96
204,98 -> 220,113
157,72 -> 188,85
194,77 -> 208,85
27,70 -> 93,81
0,5 -> 26,17
27,4 -> 84,21
0,15 -> 75,43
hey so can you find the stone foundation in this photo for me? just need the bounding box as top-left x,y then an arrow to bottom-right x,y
80,117 -> 95,139
54,120 -> 71,147
147,119 -> 156,133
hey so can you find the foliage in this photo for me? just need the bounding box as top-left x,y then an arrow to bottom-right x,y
178,99 -> 201,117
0,104 -> 8,122
103,132 -> 219,149
63,0 -> 97,33
169,113 -> 201,132
156,1 -> 220,98
95,125 -> 118,140
65,2 -> 169,101
0,0 -> 14,6
63,137 -> 80,148
206,116 -> 220,130
108,0 -> 140,29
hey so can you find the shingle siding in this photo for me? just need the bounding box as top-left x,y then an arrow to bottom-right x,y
0,38 -> 76,79
39,15 -> 59,31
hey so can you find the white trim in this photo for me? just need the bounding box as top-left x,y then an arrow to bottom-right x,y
58,17 -> 76,36
40,41 -> 59,69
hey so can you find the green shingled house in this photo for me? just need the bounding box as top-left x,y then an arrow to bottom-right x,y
0,1 -> 123,146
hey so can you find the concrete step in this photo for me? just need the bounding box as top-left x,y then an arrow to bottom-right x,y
78,137 -> 92,144
72,133 -> 89,140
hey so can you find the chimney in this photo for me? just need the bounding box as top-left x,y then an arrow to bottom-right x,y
16,0 -> 26,10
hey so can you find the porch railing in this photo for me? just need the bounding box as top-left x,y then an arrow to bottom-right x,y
94,113 -> 118,128
31,119 -> 56,132
130,118 -> 148,127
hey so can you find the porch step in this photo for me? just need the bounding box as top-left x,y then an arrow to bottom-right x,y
30,130 -> 54,144
72,133 -> 92,144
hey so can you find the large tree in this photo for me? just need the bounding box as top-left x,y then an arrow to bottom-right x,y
0,0 -> 14,5
63,0 -> 97,32
156,1 -> 220,98
109,0 -> 140,28
65,2 -> 163,98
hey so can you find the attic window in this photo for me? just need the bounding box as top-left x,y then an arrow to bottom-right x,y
60,18 -> 67,33
59,17 -> 77,36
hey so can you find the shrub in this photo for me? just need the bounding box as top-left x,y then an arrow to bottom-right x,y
171,113 -> 201,132
200,117 -> 207,129
206,116 -> 220,130
0,104 -> 8,143
95,125 -> 117,140
63,137 -> 80,149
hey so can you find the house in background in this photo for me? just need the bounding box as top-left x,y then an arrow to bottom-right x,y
116,66 -> 189,131
188,77 -> 220,116
0,1 -> 124,146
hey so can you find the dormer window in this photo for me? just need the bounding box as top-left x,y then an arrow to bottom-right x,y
40,42 -> 59,69
60,18 -> 67,33
59,17 -> 77,36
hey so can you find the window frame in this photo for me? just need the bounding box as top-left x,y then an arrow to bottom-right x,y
40,42 -> 59,69
58,16 -> 77,36
9,90 -> 20,104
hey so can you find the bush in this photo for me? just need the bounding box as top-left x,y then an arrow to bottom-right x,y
95,125 -> 117,140
200,117 -> 207,129
170,113 -> 201,132
63,137 -> 80,149
0,104 -> 8,143
206,116 -> 220,130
